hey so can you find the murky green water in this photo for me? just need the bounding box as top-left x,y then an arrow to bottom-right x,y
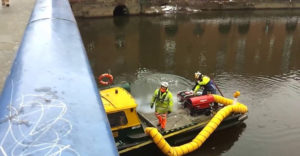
77,10 -> 300,156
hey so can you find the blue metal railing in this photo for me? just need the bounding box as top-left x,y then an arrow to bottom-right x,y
0,0 -> 118,155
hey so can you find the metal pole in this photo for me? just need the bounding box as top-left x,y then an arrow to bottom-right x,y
211,78 -> 224,97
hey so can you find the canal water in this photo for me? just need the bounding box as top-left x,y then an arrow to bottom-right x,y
77,10 -> 300,156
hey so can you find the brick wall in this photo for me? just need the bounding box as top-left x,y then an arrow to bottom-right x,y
70,0 -> 140,17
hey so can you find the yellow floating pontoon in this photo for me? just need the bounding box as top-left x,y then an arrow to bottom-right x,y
100,87 -> 248,155
145,92 -> 248,156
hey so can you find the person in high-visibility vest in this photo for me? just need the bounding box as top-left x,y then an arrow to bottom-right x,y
193,71 -> 217,95
150,82 -> 173,131
193,72 -> 219,110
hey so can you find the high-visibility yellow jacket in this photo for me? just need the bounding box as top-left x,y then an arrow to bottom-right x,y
193,75 -> 216,94
151,89 -> 173,114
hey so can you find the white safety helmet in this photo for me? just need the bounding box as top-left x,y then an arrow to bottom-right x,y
194,71 -> 203,80
161,82 -> 169,88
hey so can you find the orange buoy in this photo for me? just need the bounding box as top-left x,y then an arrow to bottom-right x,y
98,73 -> 113,86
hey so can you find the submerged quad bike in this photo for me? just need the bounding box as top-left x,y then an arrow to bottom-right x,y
177,90 -> 220,116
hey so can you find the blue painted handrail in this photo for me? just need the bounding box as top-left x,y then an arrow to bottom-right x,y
0,0 -> 118,155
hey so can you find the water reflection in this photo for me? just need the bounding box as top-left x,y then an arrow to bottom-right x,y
238,20 -> 250,35
113,16 -> 130,28
285,17 -> 298,33
164,23 -> 178,37
281,30 -> 294,73
115,34 -> 126,48
164,39 -> 176,72
77,10 -> 300,156
78,13 -> 300,78
264,19 -> 274,34
193,23 -> 205,36
218,19 -> 231,34
235,37 -> 246,73
189,124 -> 247,156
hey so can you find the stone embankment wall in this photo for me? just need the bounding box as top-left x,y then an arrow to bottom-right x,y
70,0 -> 300,17
70,0 -> 140,17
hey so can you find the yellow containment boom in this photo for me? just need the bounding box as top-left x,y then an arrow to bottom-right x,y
145,91 -> 248,156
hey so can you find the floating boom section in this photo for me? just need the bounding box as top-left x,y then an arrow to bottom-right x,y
0,0 -> 117,155
145,92 -> 248,156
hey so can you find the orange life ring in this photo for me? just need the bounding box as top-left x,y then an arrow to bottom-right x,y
98,73 -> 114,86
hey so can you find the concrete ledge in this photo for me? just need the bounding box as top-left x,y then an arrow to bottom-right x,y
254,2 -> 300,9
